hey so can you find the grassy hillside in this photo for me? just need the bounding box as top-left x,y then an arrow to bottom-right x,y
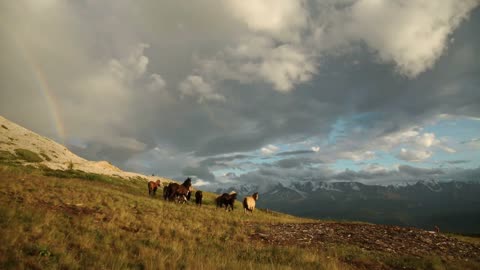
1,163 -> 479,269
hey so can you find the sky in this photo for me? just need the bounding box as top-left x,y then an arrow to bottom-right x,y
1,0 -> 480,190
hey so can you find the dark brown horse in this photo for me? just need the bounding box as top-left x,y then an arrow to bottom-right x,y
195,190 -> 203,206
147,180 -> 161,196
215,192 -> 237,211
165,177 -> 192,202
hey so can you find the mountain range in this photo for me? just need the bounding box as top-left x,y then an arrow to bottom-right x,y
216,179 -> 480,234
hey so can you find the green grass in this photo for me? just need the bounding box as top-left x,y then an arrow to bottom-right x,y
14,148 -> 43,162
0,163 -> 478,270
0,150 -> 16,161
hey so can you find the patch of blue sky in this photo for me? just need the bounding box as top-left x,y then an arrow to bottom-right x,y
332,150 -> 400,172
423,116 -> 480,166
327,118 -> 347,145
369,151 -> 401,168
424,117 -> 480,144
428,150 -> 479,169
327,112 -> 381,146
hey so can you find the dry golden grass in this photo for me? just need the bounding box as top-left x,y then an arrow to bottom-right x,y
0,164 -> 349,270
1,163 -> 478,270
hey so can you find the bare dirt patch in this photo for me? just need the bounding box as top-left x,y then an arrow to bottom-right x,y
248,222 -> 480,261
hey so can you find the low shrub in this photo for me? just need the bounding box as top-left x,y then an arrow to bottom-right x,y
14,149 -> 43,162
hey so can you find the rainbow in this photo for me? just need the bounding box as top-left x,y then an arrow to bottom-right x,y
15,38 -> 66,144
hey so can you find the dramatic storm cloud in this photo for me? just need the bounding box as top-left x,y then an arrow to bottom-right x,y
1,1 -> 479,188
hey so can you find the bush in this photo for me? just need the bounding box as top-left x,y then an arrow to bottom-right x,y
0,150 -> 16,161
14,149 -> 43,162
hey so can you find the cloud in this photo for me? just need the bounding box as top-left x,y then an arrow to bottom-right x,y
416,133 -> 436,148
226,0 -> 307,42
182,165 -> 216,182
461,138 -> 480,148
196,37 -> 316,92
215,163 -> 470,191
1,1 -> 479,180
276,150 -> 316,156
261,144 -> 280,155
274,157 -> 315,169
397,148 -> 432,162
179,75 -> 225,103
338,150 -> 376,161
199,154 -> 251,167
445,160 -> 469,165
397,165 -> 444,177
344,0 -> 479,77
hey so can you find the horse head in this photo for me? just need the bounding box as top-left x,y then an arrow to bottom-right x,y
183,177 -> 192,188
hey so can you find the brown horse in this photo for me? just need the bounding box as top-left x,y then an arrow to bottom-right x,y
215,191 -> 237,211
165,177 -> 192,202
195,190 -> 203,206
147,180 -> 161,196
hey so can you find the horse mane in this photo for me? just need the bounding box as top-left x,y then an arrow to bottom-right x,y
182,177 -> 192,188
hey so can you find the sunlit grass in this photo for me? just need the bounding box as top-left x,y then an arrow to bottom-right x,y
0,163 -> 478,269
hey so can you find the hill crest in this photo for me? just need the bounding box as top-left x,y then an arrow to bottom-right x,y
0,115 -> 166,183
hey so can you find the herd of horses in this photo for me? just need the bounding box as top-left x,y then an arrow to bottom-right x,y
148,177 -> 259,213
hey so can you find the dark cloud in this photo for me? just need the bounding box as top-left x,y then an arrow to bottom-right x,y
397,165 -> 444,177
445,160 -> 470,165
0,1 -> 479,180
182,165 -> 215,181
276,150 -> 316,156
223,164 -> 479,192
199,154 -> 251,166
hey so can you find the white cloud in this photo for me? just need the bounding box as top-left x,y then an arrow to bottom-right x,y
339,150 -> 376,161
437,145 -> 456,153
197,37 -> 316,92
397,148 -> 432,162
147,74 -> 166,92
189,0 -> 479,96
345,0 -> 479,77
363,163 -> 388,174
226,0 -> 307,42
193,179 -> 211,187
382,129 -> 420,147
179,75 -> 225,103
416,132 -> 436,147
261,144 -> 280,155
259,45 -> 316,92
